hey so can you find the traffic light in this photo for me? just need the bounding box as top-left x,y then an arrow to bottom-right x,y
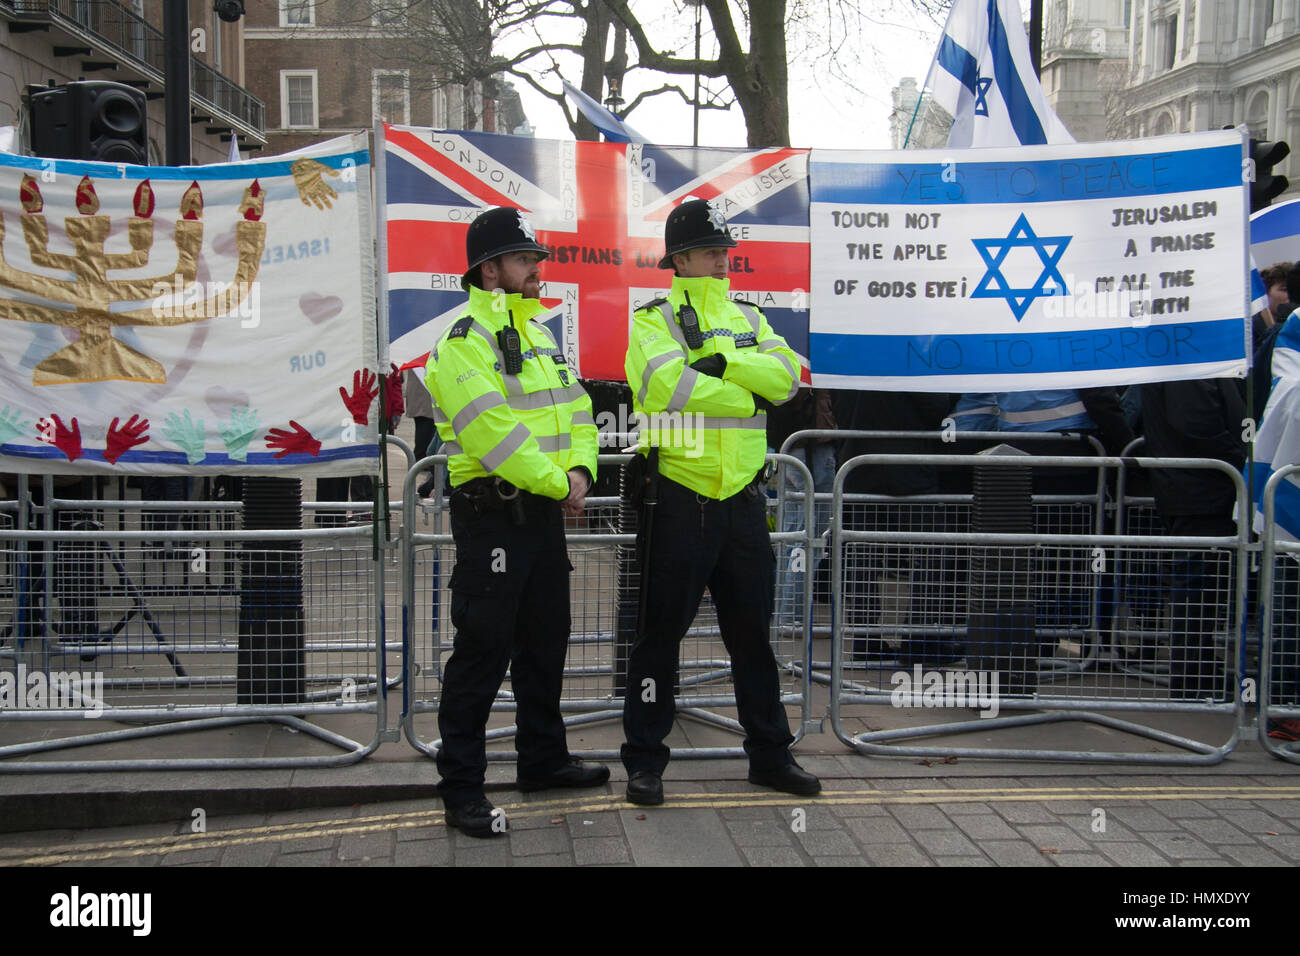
29,80 -> 148,165
1250,138 -> 1291,212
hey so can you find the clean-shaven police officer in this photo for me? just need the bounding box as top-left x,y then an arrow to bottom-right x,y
425,206 -> 608,837
621,198 -> 821,805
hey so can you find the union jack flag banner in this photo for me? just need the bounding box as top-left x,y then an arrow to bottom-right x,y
379,124 -> 810,383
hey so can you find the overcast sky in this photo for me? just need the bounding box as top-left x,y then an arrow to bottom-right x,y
501,1 -> 960,150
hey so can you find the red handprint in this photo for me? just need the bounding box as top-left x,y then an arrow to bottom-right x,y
339,369 -> 378,425
37,414 -> 82,462
103,414 -> 149,465
382,363 -> 405,419
265,420 -> 321,458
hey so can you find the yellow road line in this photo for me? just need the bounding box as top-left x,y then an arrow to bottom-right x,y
4,785 -> 1299,867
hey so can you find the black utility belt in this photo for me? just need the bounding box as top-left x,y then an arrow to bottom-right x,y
660,472 -> 765,503
452,477 -> 552,520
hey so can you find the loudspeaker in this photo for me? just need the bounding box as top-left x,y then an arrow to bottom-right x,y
29,80 -> 148,164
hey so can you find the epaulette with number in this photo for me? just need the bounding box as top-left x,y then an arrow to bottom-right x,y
732,297 -> 759,309
638,297 -> 669,312
446,315 -> 474,339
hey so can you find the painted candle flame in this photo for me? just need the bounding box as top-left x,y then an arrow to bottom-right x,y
133,179 -> 155,218
19,174 -> 42,213
240,179 -> 264,222
180,181 -> 203,221
75,175 -> 99,215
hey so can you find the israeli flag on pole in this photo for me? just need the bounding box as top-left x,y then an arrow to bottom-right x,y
924,0 -> 1073,148
1252,315 -> 1300,540
561,79 -> 645,144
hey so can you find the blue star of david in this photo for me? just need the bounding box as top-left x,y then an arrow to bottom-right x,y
973,74 -> 993,117
970,213 -> 1071,322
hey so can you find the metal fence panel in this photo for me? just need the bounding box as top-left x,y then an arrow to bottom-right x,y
400,453 -> 814,761
829,453 -> 1245,764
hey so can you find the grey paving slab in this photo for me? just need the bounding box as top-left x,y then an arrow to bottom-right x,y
620,808 -> 742,867
567,811 -> 623,838
1105,807 -> 1187,832
1257,835 -> 1300,861
1013,824 -> 1094,852
845,816 -> 913,845
220,841 -> 280,866
913,828 -> 982,856
795,828 -> 860,856
741,846 -> 809,867
934,855 -> 995,866
1139,831 -> 1221,860
828,802 -> 891,818
1049,853 -> 1113,866
572,835 -> 632,866
393,837 -> 452,866
1216,808 -> 1295,833
978,840 -> 1053,866
952,814 -> 1021,841
337,830 -> 395,862
1149,799 -> 1218,819
158,846 -> 223,865
1218,843 -> 1291,866
939,802 -> 997,816
1098,842 -> 1172,866
273,834 -> 338,853
1177,817 -> 1254,845
863,843 -> 933,866
811,855 -> 869,866
513,852 -> 574,866
508,827 -> 573,857
887,804 -> 951,829
273,848 -> 334,866
724,818 -> 794,848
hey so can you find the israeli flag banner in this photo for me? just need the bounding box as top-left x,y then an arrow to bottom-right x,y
926,0 -> 1073,149
809,130 -> 1253,391
1252,315 -> 1300,541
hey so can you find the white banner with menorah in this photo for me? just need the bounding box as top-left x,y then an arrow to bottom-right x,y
0,132 -> 378,477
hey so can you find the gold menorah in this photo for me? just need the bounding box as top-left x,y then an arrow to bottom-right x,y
0,174 -> 267,385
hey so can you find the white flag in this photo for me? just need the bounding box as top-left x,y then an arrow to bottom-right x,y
1253,315 -> 1300,540
923,0 -> 1073,148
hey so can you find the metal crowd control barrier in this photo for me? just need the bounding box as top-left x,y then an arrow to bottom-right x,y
829,453 -> 1246,764
0,444 -> 412,771
1260,464 -> 1300,762
399,452 -> 815,762
778,429 -> 1107,686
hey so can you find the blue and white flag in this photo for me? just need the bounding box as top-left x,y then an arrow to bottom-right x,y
925,0 -> 1073,148
561,79 -> 645,144
1252,314 -> 1300,540
808,131 -> 1252,391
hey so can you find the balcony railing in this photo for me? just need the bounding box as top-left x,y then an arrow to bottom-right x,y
5,0 -> 265,137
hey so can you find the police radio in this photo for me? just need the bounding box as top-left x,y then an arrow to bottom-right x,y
498,317 -> 524,375
677,291 -> 704,350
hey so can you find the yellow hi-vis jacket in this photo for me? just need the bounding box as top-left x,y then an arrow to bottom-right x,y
425,285 -> 597,499
625,275 -> 800,500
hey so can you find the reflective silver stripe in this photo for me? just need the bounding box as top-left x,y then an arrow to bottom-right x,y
772,351 -> 797,381
479,423 -> 532,471
561,383 -> 590,404
536,433 -> 572,453
667,366 -> 700,412
451,392 -> 507,433
1001,402 -> 1087,424
757,339 -> 784,351
442,441 -> 463,456
698,415 -> 767,430
733,302 -> 762,335
571,409 -> 595,429
783,374 -> 800,401
507,390 -> 560,412
656,301 -> 690,350
431,404 -> 449,424
952,405 -> 997,419
638,350 -> 678,406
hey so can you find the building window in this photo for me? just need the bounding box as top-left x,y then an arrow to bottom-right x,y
1124,0 -> 1132,28
1162,15 -> 1178,70
374,70 -> 410,125
1266,0 -> 1276,28
371,0 -> 410,28
281,71 -> 318,129
280,0 -> 314,27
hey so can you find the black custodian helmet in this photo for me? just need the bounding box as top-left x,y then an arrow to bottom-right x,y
462,206 -> 550,290
659,197 -> 737,269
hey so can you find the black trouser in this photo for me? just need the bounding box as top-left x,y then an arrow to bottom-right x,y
621,476 -> 795,775
436,489 -> 572,803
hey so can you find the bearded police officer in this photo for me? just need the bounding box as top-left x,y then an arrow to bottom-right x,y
425,206 -> 609,837
621,198 -> 821,805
